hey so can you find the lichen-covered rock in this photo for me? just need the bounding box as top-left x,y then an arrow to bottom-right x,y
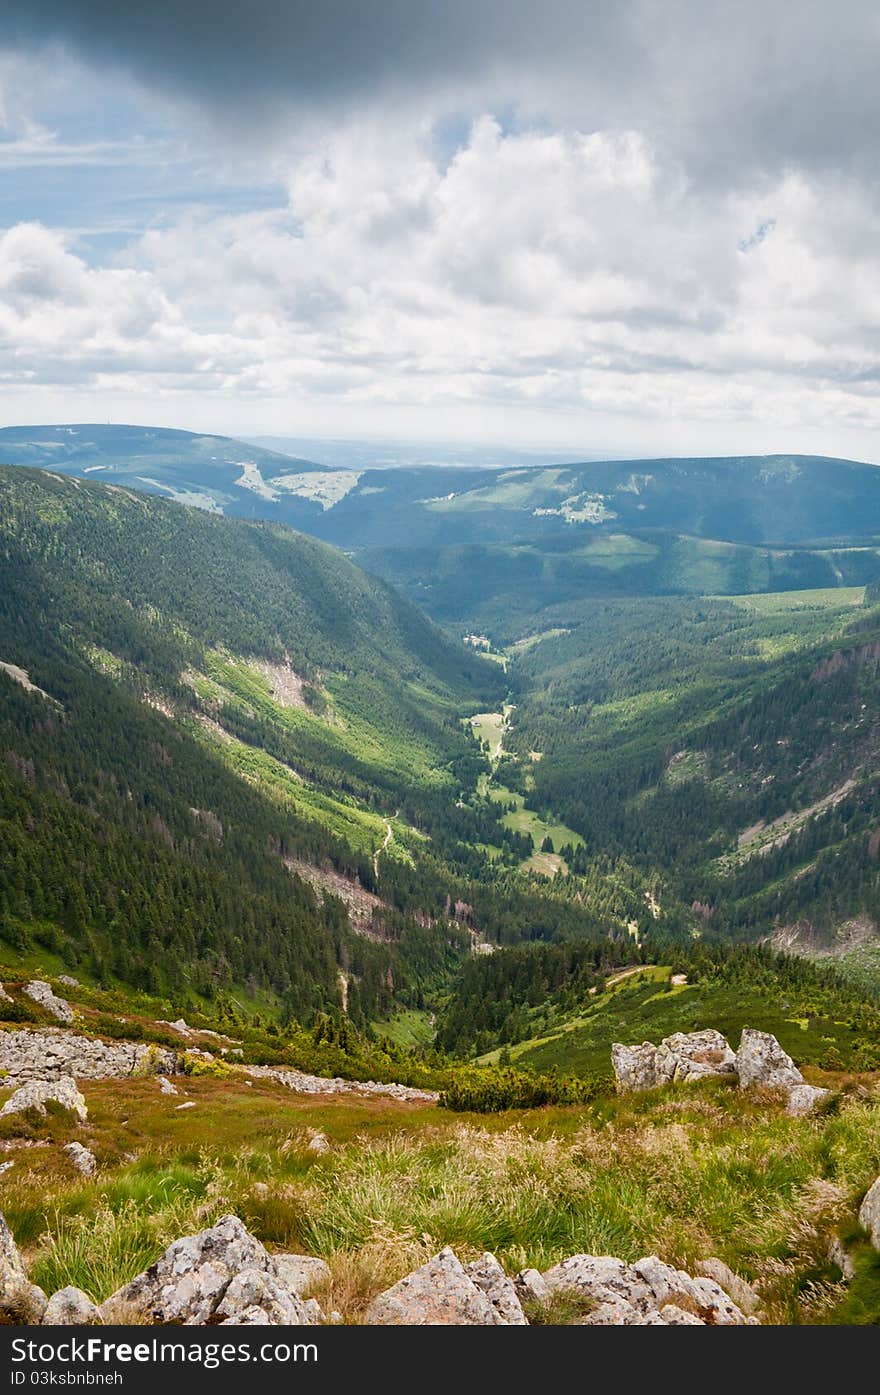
242,1063 -> 438,1103
366,1249 -> 502,1325
43,1287 -> 102,1325
514,1268 -> 551,1306
735,1028 -> 804,1092
63,1142 -> 97,1176
543,1255 -> 651,1309
612,1030 -> 736,1092
464,1252 -> 527,1325
859,1176 -> 880,1249
735,1029 -> 829,1114
0,1076 -> 87,1121
101,1215 -> 273,1325
693,1258 -> 761,1316
634,1256 -> 749,1325
0,1211 -> 48,1325
24,982 -> 74,1025
212,1268 -> 312,1325
543,1252 -> 753,1326
271,1254 -> 331,1298
785,1083 -> 830,1115
0,1029 -> 178,1084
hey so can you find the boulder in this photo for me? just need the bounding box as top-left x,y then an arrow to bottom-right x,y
271,1254 -> 331,1298
693,1258 -> 761,1316
859,1176 -> 880,1249
658,1304 -> 705,1326
612,1029 -> 736,1092
23,982 -> 73,1025
43,1287 -> 102,1325
464,1252 -> 528,1325
785,1083 -> 830,1116
0,984 -> 12,1004
306,1132 -> 331,1154
63,1142 -> 97,1176
0,1211 -> 48,1325
827,1234 -> 856,1281
57,976 -> 79,989
0,1076 -> 87,1122
736,1029 -> 829,1114
158,1077 -> 178,1096
101,1214 -> 273,1325
212,1268 -> 312,1325
365,1248 -> 503,1325
735,1028 -> 805,1092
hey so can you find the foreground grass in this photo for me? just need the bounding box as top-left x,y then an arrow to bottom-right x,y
1,1073 -> 878,1323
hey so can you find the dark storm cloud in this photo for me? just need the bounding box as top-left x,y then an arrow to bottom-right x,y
5,1 -> 880,184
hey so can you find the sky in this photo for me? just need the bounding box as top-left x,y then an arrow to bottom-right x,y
1,1 -> 880,460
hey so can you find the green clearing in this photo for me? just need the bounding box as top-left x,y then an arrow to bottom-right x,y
479,969 -> 871,1077
376,1007 -> 436,1049
487,783 -> 585,858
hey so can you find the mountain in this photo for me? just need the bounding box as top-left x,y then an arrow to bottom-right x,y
5,430 -> 880,632
0,464 -> 508,1018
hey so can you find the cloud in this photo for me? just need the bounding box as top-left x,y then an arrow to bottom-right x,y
2,0 -> 880,190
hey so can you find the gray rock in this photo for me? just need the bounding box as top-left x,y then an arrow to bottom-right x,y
175,1101 -> 197,1111
271,1253 -> 331,1298
63,1142 -> 97,1176
785,1083 -> 831,1115
542,1254 -> 651,1309
612,1029 -> 736,1092
57,977 -> 79,989
693,1258 -> 761,1315
465,1252 -> 528,1325
579,1296 -> 642,1325
735,1028 -> 804,1092
24,982 -> 74,1025
306,1132 -> 330,1154
0,1210 -> 48,1324
0,984 -> 12,1003
366,1248 -> 503,1325
43,1287 -> 102,1325
634,1256 -> 748,1325
212,1268 -> 312,1325
101,1214 -> 273,1325
158,1076 -> 178,1096
514,1268 -> 551,1305
0,1028 -> 178,1084
0,1076 -> 87,1122
827,1234 -> 856,1281
659,1303 -> 705,1325
859,1175 -> 880,1249
302,1298 -> 325,1324
242,1063 -> 438,1104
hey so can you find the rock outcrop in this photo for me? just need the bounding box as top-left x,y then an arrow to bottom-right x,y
241,1063 -> 437,1103
42,1287 -> 102,1325
735,1029 -> 829,1114
64,1142 -> 97,1176
366,1249 -> 504,1325
100,1215 -> 318,1326
0,1212 -> 48,1325
859,1176 -> 880,1249
612,1026 -> 829,1116
0,1076 -> 87,1121
0,1029 -> 178,1084
541,1252 -> 753,1325
612,1029 -> 737,1092
693,1257 -> 762,1316
23,982 -> 73,1025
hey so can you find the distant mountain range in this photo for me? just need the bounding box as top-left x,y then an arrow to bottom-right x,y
4,425 -> 880,628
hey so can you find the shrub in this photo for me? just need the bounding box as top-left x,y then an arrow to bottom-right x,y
439,1065 -> 610,1113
